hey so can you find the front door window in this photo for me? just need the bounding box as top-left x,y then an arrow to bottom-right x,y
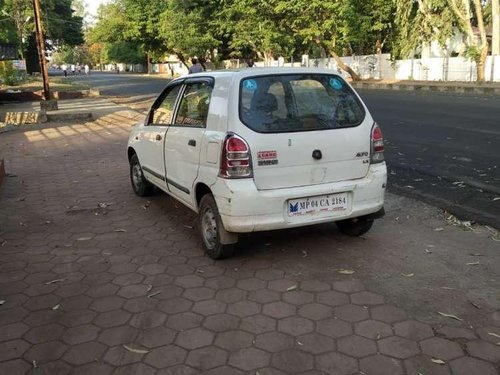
151,84 -> 182,125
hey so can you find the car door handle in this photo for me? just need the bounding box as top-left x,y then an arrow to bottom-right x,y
155,134 -> 162,141
188,139 -> 196,147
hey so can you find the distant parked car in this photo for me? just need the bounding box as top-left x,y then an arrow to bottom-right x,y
127,68 -> 387,259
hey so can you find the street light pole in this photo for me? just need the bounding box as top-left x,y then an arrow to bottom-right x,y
32,0 -> 54,107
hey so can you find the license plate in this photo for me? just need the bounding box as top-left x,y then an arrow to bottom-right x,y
288,193 -> 348,216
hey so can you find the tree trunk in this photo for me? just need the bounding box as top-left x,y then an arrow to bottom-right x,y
472,0 -> 489,82
493,0 -> 500,55
147,51 -> 151,74
315,39 -> 360,81
476,45 -> 489,81
329,50 -> 360,81
176,52 -> 189,69
247,40 -> 265,62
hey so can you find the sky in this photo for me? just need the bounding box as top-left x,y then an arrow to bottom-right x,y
84,0 -> 108,18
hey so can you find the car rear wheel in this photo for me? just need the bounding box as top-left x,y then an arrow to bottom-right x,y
130,154 -> 154,196
336,216 -> 374,236
199,194 -> 234,259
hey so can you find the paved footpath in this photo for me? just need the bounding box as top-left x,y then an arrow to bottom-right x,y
0,105 -> 499,375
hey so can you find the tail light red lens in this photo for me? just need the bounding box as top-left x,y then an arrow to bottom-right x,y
219,134 -> 253,178
371,123 -> 385,163
227,137 -> 248,152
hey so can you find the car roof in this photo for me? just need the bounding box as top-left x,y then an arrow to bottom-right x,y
179,67 -> 342,81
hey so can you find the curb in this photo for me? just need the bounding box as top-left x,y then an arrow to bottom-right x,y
0,110 -> 92,129
46,112 -> 92,122
351,82 -> 500,94
0,111 -> 46,125
389,185 -> 499,229
0,89 -> 100,102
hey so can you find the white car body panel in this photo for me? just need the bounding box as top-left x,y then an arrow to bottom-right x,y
127,68 -> 387,232
164,126 -> 205,205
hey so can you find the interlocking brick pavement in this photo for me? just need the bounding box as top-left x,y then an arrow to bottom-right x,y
0,107 -> 499,374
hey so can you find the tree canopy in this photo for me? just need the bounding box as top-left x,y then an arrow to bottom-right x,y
2,0 -> 497,81
0,0 -> 84,70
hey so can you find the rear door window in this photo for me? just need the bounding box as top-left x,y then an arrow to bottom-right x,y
239,74 -> 365,133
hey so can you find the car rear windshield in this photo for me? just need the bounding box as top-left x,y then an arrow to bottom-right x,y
239,74 -> 365,133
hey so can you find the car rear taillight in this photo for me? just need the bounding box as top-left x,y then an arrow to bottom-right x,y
219,134 -> 253,178
371,123 -> 384,164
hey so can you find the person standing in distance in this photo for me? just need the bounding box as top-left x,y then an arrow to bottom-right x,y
188,58 -> 203,74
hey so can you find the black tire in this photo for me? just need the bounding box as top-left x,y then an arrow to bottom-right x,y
336,216 -> 374,236
198,194 -> 234,259
130,154 -> 154,197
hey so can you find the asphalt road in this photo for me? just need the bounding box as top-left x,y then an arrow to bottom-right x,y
65,71 -> 170,96
69,72 -> 500,227
358,89 -> 500,228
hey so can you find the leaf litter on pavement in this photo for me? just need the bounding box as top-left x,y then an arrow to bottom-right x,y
336,269 -> 355,275
431,358 -> 446,365
401,273 -> 414,277
441,212 -> 500,241
123,345 -> 149,354
437,311 -> 463,321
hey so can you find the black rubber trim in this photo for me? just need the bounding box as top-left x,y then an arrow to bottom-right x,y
142,166 -> 190,195
142,166 -> 165,181
167,178 -> 190,195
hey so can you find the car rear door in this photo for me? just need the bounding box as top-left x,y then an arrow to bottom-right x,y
163,78 -> 214,206
238,74 -> 372,190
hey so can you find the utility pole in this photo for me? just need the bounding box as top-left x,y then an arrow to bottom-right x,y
32,0 -> 57,109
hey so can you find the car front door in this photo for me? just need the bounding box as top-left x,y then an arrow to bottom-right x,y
136,82 -> 183,189
164,78 -> 214,206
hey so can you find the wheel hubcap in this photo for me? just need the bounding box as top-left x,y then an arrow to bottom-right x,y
132,163 -> 143,190
201,208 -> 217,249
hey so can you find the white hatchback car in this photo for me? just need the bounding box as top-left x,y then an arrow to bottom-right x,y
128,68 -> 386,259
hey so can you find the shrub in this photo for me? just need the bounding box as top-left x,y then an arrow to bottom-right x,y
0,61 -> 26,86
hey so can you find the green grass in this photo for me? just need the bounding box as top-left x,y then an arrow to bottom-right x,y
1,76 -> 90,92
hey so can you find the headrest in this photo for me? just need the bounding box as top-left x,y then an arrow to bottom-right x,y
252,93 -> 278,113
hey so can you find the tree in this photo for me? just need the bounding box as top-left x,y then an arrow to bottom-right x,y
393,0 -> 455,59
44,0 -> 84,47
273,0 -> 364,80
493,0 -> 499,55
89,0 -> 166,72
51,44 -> 90,65
160,0 -> 220,67
87,1 -> 127,44
88,42 -> 104,69
0,0 -> 32,57
0,16 -> 18,46
121,0 -> 167,72
353,0 -> 396,55
217,0 -> 295,64
1,0 -> 84,62
103,42 -> 145,64
449,0 -> 489,81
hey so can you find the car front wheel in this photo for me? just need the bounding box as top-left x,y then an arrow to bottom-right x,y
336,216 -> 374,236
199,194 -> 234,259
130,154 -> 154,196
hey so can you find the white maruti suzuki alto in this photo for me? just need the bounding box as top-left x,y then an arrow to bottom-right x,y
127,68 -> 387,259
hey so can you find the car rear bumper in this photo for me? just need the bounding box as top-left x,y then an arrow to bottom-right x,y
212,163 -> 387,233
